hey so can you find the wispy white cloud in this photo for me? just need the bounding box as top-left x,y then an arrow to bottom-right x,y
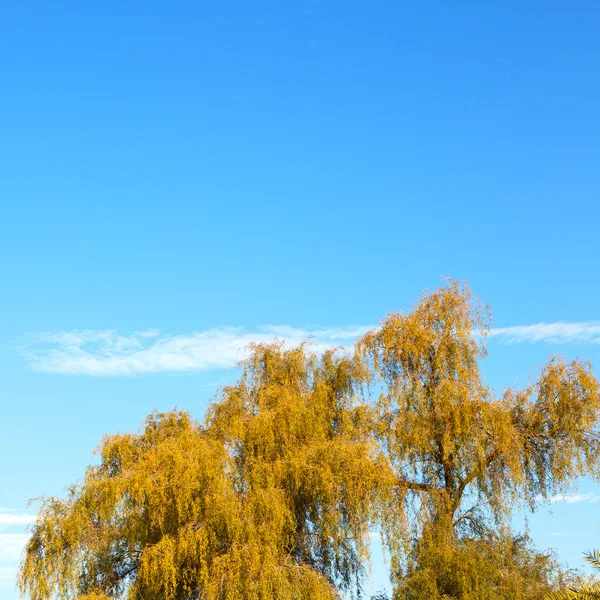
0,533 -> 29,588
0,511 -> 35,526
0,533 -> 29,563
17,319 -> 600,377
489,322 -> 600,345
18,326 -> 371,377
550,531 -> 596,538
549,493 -> 600,504
0,510 -> 34,589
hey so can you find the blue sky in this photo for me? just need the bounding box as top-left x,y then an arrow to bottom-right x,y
1,1 -> 600,596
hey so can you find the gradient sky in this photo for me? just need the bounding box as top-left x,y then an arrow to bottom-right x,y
2,1 -> 600,597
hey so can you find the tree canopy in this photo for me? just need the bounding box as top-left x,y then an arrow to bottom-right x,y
358,280 -> 600,598
19,280 -> 600,600
19,344 -> 389,600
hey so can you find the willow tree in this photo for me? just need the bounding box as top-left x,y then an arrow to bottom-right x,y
358,280 -> 600,599
19,343 -> 389,600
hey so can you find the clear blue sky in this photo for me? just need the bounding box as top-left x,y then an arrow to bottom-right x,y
1,1 -> 600,596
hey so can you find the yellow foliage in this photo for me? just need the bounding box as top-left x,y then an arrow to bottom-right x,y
357,280 -> 600,598
19,280 -> 600,600
20,345 -> 390,599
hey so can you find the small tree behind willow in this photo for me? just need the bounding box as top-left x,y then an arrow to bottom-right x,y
357,280 -> 600,599
547,549 -> 600,599
369,533 -> 578,600
19,344 -> 390,600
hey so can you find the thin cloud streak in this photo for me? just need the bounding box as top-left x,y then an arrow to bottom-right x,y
489,321 -> 600,344
534,492 -> 600,505
18,326 -> 372,376
548,493 -> 600,504
0,534 -> 30,563
18,319 -> 600,377
0,511 -> 35,588
0,512 -> 35,526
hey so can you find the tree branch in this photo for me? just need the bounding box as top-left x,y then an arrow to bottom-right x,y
454,448 -> 502,507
